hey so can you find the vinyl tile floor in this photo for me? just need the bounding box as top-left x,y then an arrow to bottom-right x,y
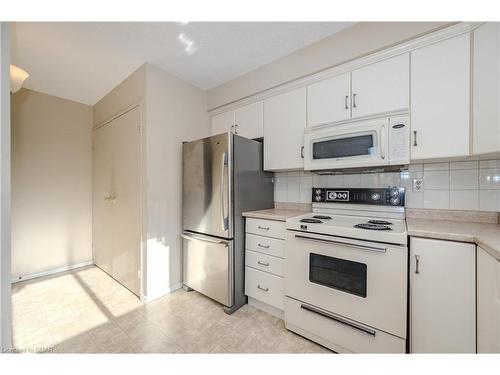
11,266 -> 332,353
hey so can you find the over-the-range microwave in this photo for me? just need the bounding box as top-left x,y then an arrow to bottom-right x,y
303,115 -> 410,171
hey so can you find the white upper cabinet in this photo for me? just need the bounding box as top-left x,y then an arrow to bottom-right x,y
307,73 -> 351,127
351,53 -> 410,118
473,22 -> 500,156
410,34 -> 471,160
234,101 -> 263,139
211,110 -> 235,135
211,101 -> 264,139
264,87 -> 306,171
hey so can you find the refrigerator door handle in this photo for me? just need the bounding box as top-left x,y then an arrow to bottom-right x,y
181,232 -> 229,245
220,151 -> 228,231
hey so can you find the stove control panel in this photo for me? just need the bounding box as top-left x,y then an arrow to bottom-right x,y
312,187 -> 405,206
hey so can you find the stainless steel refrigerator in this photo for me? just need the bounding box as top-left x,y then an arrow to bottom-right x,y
182,132 -> 274,314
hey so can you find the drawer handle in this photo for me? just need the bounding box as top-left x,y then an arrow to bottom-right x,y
258,243 -> 270,249
257,260 -> 270,267
257,226 -> 270,230
257,285 -> 269,292
300,303 -> 376,337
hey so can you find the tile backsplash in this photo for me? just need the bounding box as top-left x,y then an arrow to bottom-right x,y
273,159 -> 500,212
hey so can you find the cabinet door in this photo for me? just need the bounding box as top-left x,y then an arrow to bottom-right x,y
307,73 -> 350,127
211,110 -> 235,135
473,23 -> 500,155
477,247 -> 500,353
263,88 -> 306,171
410,34 -> 471,160
234,101 -> 263,139
351,53 -> 409,118
410,237 -> 476,353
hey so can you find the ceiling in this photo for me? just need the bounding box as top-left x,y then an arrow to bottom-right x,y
11,22 -> 354,105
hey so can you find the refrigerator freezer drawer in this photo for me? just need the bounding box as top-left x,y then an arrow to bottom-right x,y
182,232 -> 234,307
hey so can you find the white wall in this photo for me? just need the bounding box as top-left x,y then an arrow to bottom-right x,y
11,89 -> 93,279
144,64 -> 209,300
274,160 -> 500,212
93,63 -> 209,302
207,22 -> 451,110
0,21 -> 12,350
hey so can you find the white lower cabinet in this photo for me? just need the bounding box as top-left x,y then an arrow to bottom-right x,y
244,218 -> 285,316
409,237 -> 476,353
477,246 -> 500,353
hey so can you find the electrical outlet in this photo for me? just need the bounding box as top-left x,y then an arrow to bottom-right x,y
412,178 -> 424,192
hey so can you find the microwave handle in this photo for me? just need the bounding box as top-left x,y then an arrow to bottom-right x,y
380,125 -> 386,160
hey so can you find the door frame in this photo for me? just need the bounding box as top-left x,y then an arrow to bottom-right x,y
93,101 -> 146,301
0,21 -> 12,351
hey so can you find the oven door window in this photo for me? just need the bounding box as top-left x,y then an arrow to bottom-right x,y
309,253 -> 367,298
312,134 -> 374,160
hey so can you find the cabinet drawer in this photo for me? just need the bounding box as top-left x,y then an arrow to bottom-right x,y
245,233 -> 284,258
245,267 -> 284,310
245,250 -> 284,277
284,297 -> 405,353
246,218 -> 285,239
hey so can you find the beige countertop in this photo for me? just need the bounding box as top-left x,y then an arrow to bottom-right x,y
242,208 -> 309,222
407,218 -> 500,261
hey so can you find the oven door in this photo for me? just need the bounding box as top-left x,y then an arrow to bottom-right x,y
304,118 -> 389,171
285,230 -> 407,338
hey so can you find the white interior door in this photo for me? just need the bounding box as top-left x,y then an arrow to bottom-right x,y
93,106 -> 141,296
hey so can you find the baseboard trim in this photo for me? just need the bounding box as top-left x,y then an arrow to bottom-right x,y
140,282 -> 183,304
11,261 -> 94,283
248,297 -> 284,319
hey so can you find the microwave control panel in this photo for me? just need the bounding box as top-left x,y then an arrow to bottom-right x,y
312,187 -> 405,206
389,117 -> 410,164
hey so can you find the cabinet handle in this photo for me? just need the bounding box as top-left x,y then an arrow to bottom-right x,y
352,93 -> 357,108
257,285 -> 269,292
301,146 -> 304,159
413,130 -> 418,146
344,95 -> 349,110
415,254 -> 420,274
257,260 -> 270,267
258,243 -> 270,249
257,226 -> 269,230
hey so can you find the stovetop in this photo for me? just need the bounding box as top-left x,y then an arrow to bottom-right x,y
288,212 -> 407,245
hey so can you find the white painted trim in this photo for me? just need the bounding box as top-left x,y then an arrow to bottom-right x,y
11,261 -> 94,283
140,282 -> 182,304
0,22 -> 12,350
248,296 -> 284,319
209,22 -> 483,115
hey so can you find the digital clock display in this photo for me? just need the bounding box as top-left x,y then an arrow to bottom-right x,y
326,190 -> 349,201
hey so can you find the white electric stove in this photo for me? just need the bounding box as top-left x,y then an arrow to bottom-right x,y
284,187 -> 409,353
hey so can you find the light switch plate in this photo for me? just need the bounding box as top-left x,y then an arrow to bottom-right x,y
412,178 -> 424,192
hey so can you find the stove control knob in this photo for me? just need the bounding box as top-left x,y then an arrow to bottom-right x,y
390,197 -> 400,205
315,189 -> 322,195
371,193 -> 381,201
390,189 -> 400,197
315,195 -> 322,202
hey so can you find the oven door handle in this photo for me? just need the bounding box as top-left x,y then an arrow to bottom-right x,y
300,303 -> 376,337
294,234 -> 387,253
